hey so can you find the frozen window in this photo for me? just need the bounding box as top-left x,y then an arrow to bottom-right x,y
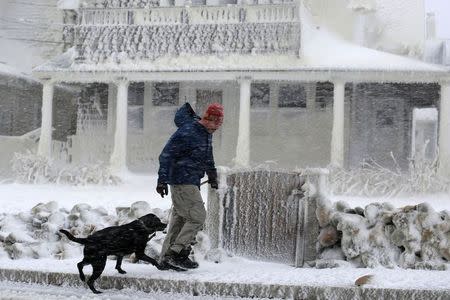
316,82 -> 333,109
152,82 -> 179,106
278,84 -> 306,108
251,83 -> 270,108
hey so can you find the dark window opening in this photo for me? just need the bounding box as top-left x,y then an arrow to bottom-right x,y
251,83 -> 270,108
278,84 -> 306,108
152,82 -> 179,106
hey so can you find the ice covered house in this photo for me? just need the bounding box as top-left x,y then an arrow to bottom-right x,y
32,0 -> 450,175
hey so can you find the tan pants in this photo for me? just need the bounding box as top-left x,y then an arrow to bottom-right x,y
160,185 -> 206,259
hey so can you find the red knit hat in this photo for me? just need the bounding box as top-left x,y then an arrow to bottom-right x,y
203,103 -> 224,120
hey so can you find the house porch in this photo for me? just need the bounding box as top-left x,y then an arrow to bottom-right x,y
33,69 -> 450,175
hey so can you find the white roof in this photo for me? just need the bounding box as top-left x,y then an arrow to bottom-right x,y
34,4 -> 449,78
57,0 -> 80,10
35,34 -> 448,74
0,62 -> 33,80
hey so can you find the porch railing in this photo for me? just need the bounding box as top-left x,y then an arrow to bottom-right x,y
79,4 -> 299,25
65,3 -> 301,62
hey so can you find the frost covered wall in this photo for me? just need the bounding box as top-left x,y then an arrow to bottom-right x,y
0,74 -> 78,141
0,75 -> 41,136
0,72 -> 78,177
304,0 -> 425,56
347,83 -> 440,169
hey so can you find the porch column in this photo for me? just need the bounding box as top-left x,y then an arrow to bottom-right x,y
438,82 -> 450,177
110,79 -> 129,173
330,81 -> 345,167
37,81 -> 54,157
235,77 -> 251,167
107,83 -> 117,134
143,82 -> 153,134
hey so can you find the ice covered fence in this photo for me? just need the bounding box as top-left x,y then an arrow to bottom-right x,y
206,169 -> 327,267
206,169 -> 449,271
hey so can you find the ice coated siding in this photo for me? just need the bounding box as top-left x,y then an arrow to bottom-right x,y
0,73 -> 77,140
0,0 -> 64,73
304,0 -> 425,57
347,83 -> 440,169
0,74 -> 42,136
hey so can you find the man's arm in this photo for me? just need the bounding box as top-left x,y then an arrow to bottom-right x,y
158,130 -> 185,185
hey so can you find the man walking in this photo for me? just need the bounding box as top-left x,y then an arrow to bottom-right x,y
156,102 -> 223,270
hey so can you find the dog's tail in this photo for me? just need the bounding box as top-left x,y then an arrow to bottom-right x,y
59,229 -> 87,245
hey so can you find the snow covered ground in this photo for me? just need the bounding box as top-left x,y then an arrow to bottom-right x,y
0,280 -> 246,300
0,173 -> 449,297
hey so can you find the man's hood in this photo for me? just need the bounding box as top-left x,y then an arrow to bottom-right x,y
174,102 -> 200,128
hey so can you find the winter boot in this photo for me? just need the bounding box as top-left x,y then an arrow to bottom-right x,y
164,248 -> 199,269
178,248 -> 199,269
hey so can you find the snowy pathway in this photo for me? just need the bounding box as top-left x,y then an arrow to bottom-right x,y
0,257 -> 449,292
0,280 -> 246,300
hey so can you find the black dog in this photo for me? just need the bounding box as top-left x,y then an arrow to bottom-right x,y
59,213 -> 179,294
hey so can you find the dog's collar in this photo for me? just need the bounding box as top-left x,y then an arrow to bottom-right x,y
138,219 -> 156,238
138,219 -> 157,240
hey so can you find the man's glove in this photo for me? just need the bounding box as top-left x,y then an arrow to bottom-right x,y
207,170 -> 218,189
156,183 -> 168,198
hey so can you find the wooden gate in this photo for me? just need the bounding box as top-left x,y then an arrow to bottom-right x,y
206,170 -> 322,266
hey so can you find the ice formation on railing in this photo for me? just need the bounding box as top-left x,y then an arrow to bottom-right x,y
69,23 -> 299,63
93,0 -> 160,8
62,3 -> 301,63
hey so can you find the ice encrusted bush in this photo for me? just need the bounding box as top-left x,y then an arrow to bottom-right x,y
329,155 -> 449,197
0,201 -> 219,265
0,201 -> 160,260
11,151 -> 121,185
315,194 -> 450,270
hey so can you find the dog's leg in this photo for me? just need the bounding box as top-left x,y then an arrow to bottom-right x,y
87,256 -> 107,294
135,251 -> 159,266
115,256 -> 126,274
77,259 -> 88,282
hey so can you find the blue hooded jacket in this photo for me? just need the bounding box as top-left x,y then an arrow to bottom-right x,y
158,103 -> 216,187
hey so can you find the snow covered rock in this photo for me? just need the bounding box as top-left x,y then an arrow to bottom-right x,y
315,259 -> 352,269
204,248 -> 229,264
0,201 -> 169,261
130,201 -> 152,218
316,197 -> 449,270
318,225 -> 339,248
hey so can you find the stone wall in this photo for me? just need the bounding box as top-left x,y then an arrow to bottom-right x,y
315,196 -> 450,270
